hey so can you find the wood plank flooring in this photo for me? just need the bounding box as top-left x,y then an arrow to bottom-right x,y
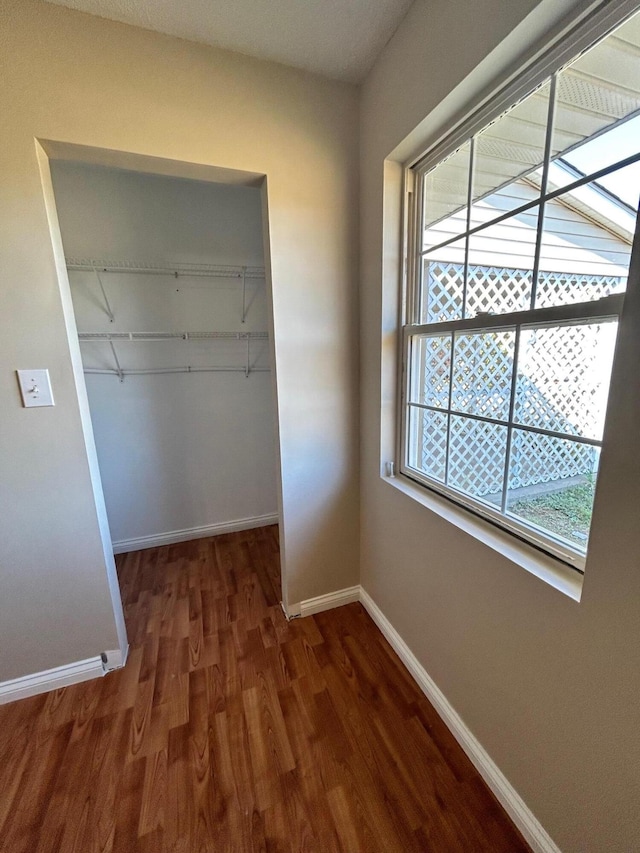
0,526 -> 530,852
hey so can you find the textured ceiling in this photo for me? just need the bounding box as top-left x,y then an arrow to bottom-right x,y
45,0 -> 414,82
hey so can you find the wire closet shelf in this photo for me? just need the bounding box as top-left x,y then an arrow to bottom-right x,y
67,258 -> 270,381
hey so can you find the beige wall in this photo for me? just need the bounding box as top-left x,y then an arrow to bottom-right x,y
0,0 -> 359,681
5,0 -> 640,846
360,1 -> 640,850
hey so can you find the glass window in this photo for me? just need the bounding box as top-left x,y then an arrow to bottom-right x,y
402,10 -> 640,569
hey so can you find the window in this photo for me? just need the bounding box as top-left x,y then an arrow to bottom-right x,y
401,9 -> 640,571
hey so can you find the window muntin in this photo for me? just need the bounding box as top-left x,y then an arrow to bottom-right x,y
402,12 -> 640,570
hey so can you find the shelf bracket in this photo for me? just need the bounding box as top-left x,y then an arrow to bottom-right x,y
109,340 -> 125,382
241,266 -> 247,324
93,267 -> 115,323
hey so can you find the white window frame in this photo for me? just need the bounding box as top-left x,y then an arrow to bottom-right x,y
398,0 -> 640,575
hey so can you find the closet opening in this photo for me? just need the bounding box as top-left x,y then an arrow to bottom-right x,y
44,147 -> 284,615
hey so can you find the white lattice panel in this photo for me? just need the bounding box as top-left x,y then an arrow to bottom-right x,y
413,263 -> 621,504
448,416 -> 507,499
452,331 -> 514,420
415,408 -> 448,482
508,429 -> 597,490
466,264 -> 531,316
424,262 -> 625,320
424,262 -> 464,322
514,322 -> 616,440
417,335 -> 451,408
535,271 -> 625,307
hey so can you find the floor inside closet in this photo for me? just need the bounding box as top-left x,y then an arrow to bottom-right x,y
0,526 -> 529,852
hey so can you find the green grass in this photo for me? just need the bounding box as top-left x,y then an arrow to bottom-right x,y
511,480 -> 595,546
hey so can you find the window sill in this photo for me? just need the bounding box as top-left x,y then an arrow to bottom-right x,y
383,471 -> 583,602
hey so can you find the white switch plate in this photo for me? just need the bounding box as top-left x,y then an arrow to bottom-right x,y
17,369 -> 55,407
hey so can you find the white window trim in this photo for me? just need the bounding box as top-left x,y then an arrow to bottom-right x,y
391,0 -> 640,595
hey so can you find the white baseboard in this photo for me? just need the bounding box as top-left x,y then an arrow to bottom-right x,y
112,513 -> 279,554
290,582 -> 560,851
0,656 -> 105,705
102,645 -> 129,671
359,587 -> 561,853
289,584 -> 361,618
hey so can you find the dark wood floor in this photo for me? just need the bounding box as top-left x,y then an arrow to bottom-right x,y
0,526 -> 529,852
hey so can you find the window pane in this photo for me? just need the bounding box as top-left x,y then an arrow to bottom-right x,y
570,140 -> 640,214
548,119 -> 640,205
452,330 -> 515,420
406,13 -> 640,564
448,415 -> 507,505
470,81 -> 551,230
422,242 -> 466,323
514,321 -> 617,441
550,13 -> 640,189
410,334 -> 451,408
506,429 -> 599,550
466,211 -> 538,317
423,142 -> 471,249
534,168 -> 636,307
407,407 -> 448,482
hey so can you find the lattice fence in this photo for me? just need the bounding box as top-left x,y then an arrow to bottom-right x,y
451,331 -> 514,420
448,417 -> 507,498
415,261 -> 614,498
508,430 -> 596,491
423,261 -> 624,323
416,414 -> 597,499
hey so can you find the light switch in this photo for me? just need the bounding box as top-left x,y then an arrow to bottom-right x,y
17,369 -> 55,407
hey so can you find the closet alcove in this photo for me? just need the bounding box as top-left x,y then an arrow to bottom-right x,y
50,161 -> 279,554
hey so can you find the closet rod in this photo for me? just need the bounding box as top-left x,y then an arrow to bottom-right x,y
78,332 -> 269,341
84,366 -> 270,377
66,258 -> 265,279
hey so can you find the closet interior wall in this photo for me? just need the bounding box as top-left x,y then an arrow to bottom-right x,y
50,161 -> 278,551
